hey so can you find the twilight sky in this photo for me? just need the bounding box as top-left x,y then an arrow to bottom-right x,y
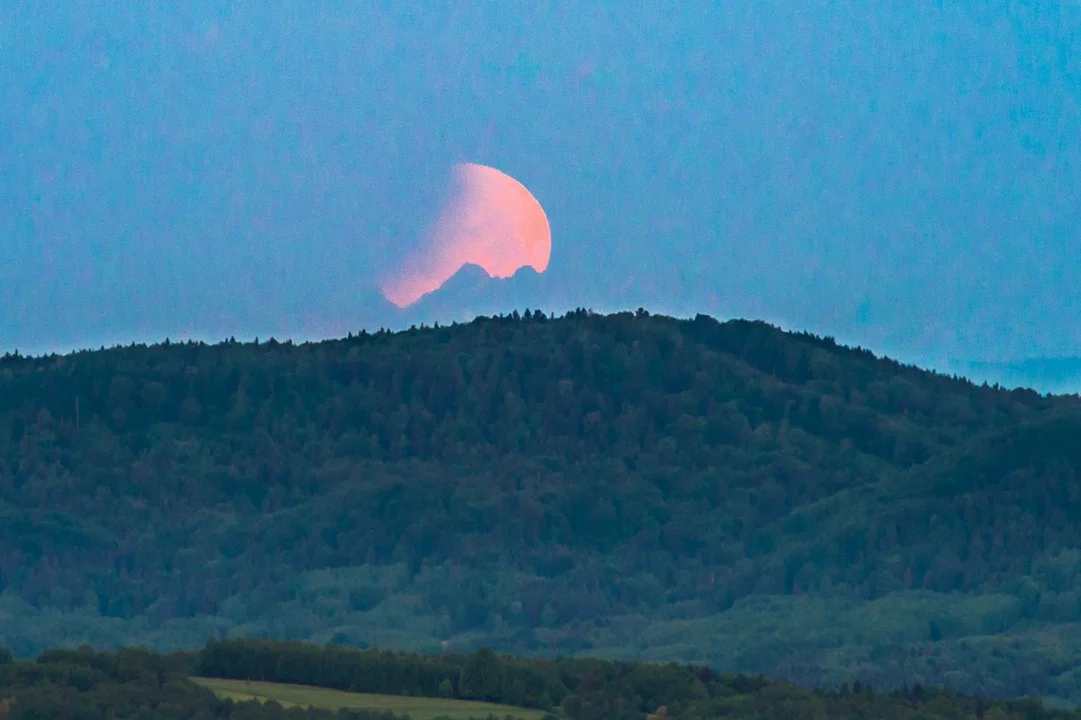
1,2 -> 1079,373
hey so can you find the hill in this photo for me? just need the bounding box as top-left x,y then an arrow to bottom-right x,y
2,310 -> 1081,702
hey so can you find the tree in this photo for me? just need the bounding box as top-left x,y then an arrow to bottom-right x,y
458,648 -> 501,701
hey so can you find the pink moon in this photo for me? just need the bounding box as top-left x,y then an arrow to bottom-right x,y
381,163 -> 552,308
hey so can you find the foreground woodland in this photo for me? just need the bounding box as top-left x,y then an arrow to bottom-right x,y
1,640 -> 1077,719
2,310 -> 1081,702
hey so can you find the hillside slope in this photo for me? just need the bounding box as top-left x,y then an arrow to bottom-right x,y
2,310 -> 1080,701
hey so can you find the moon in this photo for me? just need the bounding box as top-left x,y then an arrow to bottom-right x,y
381,163 -> 552,308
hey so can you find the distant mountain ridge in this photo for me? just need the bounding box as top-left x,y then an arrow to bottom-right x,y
2,311 -> 1081,703
393,263 -> 554,327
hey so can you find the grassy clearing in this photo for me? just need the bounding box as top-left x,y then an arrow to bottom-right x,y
191,677 -> 554,719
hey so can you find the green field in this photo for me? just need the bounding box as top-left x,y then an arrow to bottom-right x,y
191,677 -> 555,719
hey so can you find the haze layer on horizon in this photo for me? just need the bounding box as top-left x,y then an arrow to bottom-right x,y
1,3 -> 1079,373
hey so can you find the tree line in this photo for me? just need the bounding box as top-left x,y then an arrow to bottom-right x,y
0,643 -> 405,720
194,638 -> 1077,720
2,640 -> 1076,719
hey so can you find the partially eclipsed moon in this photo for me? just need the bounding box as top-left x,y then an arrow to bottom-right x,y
382,163 -> 551,308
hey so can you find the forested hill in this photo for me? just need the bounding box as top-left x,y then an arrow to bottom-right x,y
2,310 -> 1081,703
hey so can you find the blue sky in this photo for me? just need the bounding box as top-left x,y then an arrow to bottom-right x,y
1,2 -> 1079,375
